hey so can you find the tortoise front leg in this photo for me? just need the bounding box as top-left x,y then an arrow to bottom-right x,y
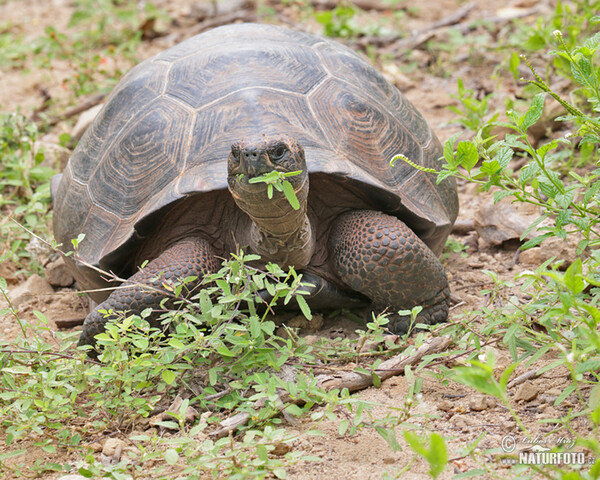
78,238 -> 221,348
328,210 -> 451,334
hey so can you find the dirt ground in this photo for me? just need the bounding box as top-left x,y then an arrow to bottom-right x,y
0,0 -> 589,478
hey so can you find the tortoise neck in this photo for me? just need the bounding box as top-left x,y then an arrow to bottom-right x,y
235,178 -> 314,269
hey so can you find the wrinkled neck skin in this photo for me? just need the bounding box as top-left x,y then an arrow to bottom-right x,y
232,175 -> 314,269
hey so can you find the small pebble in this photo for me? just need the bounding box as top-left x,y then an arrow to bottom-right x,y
469,395 -> 496,411
514,383 -> 539,402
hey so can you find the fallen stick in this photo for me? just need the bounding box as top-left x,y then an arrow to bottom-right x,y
312,0 -> 394,11
187,10 -> 257,36
373,2 -> 475,53
316,335 -> 453,392
49,93 -> 106,126
376,4 -> 539,55
210,335 -> 453,438
507,368 -> 541,388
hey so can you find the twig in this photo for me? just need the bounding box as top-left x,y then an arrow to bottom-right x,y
48,93 -> 106,126
316,335 -> 453,392
311,0 -> 394,11
373,3 -> 539,56
187,11 -> 257,36
507,369 -> 541,388
210,412 -> 251,439
0,348 -> 102,365
210,336 -> 453,438
453,281 -> 494,292
375,2 -> 475,54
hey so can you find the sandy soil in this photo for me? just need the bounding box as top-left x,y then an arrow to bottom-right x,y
0,0 -> 587,478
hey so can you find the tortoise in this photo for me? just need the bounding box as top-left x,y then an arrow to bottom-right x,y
51,23 -> 459,348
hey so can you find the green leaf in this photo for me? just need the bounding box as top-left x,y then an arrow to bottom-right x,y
209,367 -> 218,385
452,362 -> 503,399
162,369 -> 176,385
456,141 -> 478,171
164,448 -> 179,465
520,93 -> 545,132
495,146 -> 513,169
249,316 -> 261,339
555,384 -> 576,405
518,161 -> 540,185
285,404 -> 304,417
375,427 -> 402,452
338,419 -> 350,436
0,449 -> 27,461
554,189 -> 575,209
428,433 -> 448,478
521,232 -> 553,250
564,258 -> 584,294
256,444 -> 269,462
538,177 -> 560,199
217,345 -> 236,357
520,212 -> 549,241
575,358 -> 600,375
296,294 -> 312,320
509,51 -> 521,80
404,431 -> 448,479
282,180 -> 300,210
443,133 -> 459,166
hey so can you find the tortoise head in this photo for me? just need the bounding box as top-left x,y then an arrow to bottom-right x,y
227,135 -> 313,266
227,135 -> 307,199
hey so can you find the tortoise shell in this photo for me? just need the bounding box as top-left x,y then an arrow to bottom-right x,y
52,23 -> 458,296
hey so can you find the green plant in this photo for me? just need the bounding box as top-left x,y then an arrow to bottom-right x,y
0,113 -> 55,269
1,247 -> 447,477
403,431 -> 448,479
246,170 -> 303,210
427,26 -> 600,478
315,6 -> 358,38
447,77 -> 498,136
314,5 -> 381,39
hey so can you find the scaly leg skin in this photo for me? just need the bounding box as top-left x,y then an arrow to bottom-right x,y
78,238 -> 221,349
328,210 -> 451,334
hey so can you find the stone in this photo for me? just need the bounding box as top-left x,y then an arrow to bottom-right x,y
160,395 -> 199,427
189,0 -> 251,20
519,235 -> 581,269
287,313 -> 324,332
469,395 -> 496,411
25,236 -> 53,260
474,195 -> 542,247
44,257 -> 75,287
514,383 -> 539,402
36,140 -> 71,171
437,399 -> 453,412
450,414 -> 478,430
271,442 -> 292,456
8,274 -> 54,307
102,437 -> 125,457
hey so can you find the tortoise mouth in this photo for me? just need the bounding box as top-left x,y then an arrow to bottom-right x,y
227,168 -> 308,203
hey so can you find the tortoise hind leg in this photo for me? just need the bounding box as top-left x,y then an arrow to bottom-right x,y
328,210 -> 450,334
78,237 -> 221,348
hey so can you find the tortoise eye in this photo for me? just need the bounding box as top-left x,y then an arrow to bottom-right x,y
270,145 -> 287,161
